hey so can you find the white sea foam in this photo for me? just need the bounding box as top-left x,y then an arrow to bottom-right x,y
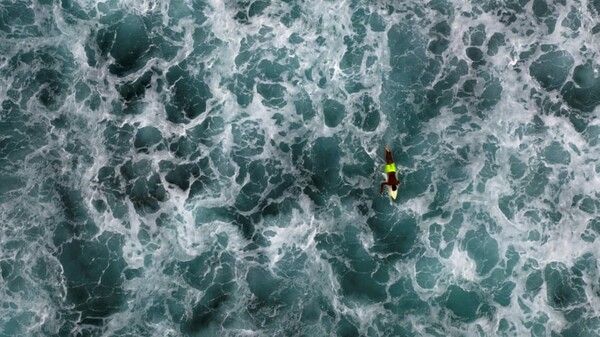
3,0 -> 600,335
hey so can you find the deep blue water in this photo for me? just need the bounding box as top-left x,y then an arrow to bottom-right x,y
1,0 -> 600,336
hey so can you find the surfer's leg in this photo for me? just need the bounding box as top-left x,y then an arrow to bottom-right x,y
385,147 -> 393,164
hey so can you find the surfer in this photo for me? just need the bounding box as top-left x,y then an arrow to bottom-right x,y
380,146 -> 400,197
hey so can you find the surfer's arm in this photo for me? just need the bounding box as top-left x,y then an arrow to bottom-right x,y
380,181 -> 388,194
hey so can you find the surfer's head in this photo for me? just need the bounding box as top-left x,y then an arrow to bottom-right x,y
392,185 -> 397,191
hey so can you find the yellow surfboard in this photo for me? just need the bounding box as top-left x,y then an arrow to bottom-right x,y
387,185 -> 398,200
381,173 -> 398,200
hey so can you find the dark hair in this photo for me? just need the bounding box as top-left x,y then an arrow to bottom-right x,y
392,185 -> 397,191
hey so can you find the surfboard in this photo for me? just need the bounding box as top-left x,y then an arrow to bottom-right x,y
381,173 -> 397,200
387,185 -> 398,200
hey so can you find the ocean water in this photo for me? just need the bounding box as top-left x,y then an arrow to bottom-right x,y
1,0 -> 600,336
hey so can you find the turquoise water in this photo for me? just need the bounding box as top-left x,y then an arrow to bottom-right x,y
1,0 -> 600,336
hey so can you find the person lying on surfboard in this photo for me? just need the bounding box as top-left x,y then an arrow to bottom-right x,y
380,146 -> 400,199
